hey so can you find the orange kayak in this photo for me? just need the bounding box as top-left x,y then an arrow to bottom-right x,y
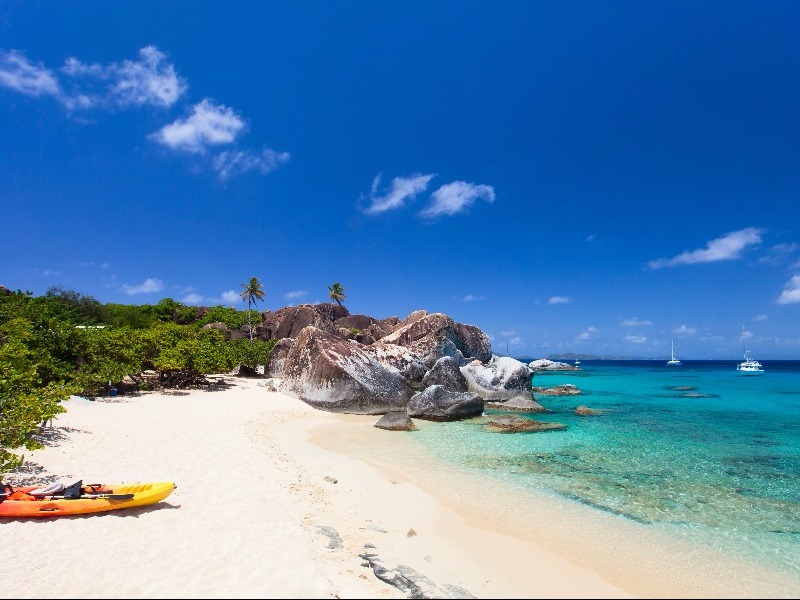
0,481 -> 176,518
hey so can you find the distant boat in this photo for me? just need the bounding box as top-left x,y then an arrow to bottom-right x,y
736,327 -> 764,375
666,339 -> 682,366
575,358 -> 581,367
736,349 -> 764,375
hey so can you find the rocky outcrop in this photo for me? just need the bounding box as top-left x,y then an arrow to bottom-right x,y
379,312 -> 491,367
0,285 -> 12,296
532,384 -> 581,396
266,337 -> 295,377
575,405 -> 604,416
256,303 -> 348,341
279,326 -> 412,414
460,355 -> 532,400
407,385 -> 484,421
484,415 -> 567,433
363,343 -> 429,390
419,356 -> 469,392
202,321 -> 230,339
485,396 -> 547,412
374,412 -> 417,431
529,359 -> 579,371
361,316 -> 400,342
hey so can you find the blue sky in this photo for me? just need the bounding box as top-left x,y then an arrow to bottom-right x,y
2,1 -> 800,359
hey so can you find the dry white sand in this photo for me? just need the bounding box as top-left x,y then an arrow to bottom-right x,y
2,378 -> 798,599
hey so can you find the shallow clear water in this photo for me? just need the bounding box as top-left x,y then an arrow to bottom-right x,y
411,360 -> 800,578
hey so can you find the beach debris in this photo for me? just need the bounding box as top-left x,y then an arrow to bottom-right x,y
324,475 -> 338,484
359,547 -> 476,599
407,385 -> 484,421
407,528 -> 417,538
374,412 -> 418,431
315,525 -> 343,549
484,415 -> 567,434
366,522 -> 388,533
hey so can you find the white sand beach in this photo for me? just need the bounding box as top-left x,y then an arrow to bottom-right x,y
2,378 -> 798,599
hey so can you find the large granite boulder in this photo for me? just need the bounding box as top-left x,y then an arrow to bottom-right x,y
532,384 -> 581,396
419,356 -> 469,392
378,311 -> 491,367
484,415 -> 567,433
334,314 -> 377,331
485,396 -> 547,412
407,385 -> 484,421
374,412 -> 417,431
256,303 -> 348,341
460,355 -> 533,400
202,321 -> 230,340
266,337 -> 295,377
280,326 -> 412,414
363,343 -> 430,390
529,359 -> 579,371
362,316 -> 400,342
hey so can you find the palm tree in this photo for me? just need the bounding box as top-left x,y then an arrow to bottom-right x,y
240,276 -> 266,342
327,282 -> 346,307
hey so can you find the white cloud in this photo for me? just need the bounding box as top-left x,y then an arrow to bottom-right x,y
673,324 -> 697,335
462,294 -> 484,301
500,329 -> 517,337
509,336 -> 523,346
754,314 -> 768,321
150,98 -> 245,153
362,173 -> 435,215
577,326 -> 597,340
776,274 -> 800,305
0,49 -> 60,97
121,277 -> 164,295
61,45 -> 187,109
758,242 -> 799,265
42,269 -> 61,277
624,335 -> 647,343
549,296 -> 572,304
622,317 -> 652,326
213,147 -> 289,180
740,329 -> 754,341
585,234 -> 598,243
647,228 -> 765,269
285,290 -> 307,300
420,181 -> 495,219
220,290 -> 240,304
107,46 -> 187,108
182,293 -> 204,304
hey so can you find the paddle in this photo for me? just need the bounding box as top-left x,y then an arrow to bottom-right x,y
0,492 -> 135,500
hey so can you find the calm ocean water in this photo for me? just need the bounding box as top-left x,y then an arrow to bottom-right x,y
411,360 -> 800,579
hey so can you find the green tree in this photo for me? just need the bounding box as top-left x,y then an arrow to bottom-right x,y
240,277 -> 266,342
327,282 -> 346,307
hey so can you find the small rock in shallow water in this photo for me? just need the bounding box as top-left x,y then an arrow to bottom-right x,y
407,528 -> 417,538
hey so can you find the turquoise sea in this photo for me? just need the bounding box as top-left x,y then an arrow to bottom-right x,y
410,360 -> 800,581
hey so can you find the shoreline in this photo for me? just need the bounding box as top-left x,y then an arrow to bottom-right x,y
2,379 -> 797,598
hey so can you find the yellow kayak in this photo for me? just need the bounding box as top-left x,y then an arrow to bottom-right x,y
0,481 -> 177,518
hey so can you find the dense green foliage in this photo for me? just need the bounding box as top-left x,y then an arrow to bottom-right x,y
0,288 -> 277,475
